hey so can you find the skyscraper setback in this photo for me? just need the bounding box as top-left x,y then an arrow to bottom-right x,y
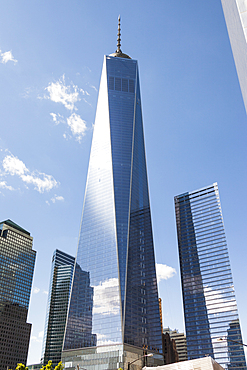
174,183 -> 246,370
62,18 -> 163,369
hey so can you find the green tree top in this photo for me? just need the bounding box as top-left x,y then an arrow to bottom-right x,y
40,361 -> 64,370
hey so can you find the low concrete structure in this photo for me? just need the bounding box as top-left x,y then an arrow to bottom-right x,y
143,356 -> 224,370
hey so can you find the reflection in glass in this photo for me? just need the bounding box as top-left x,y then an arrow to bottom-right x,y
63,55 -> 162,354
174,183 -> 246,370
0,220 -> 36,369
41,250 -> 75,365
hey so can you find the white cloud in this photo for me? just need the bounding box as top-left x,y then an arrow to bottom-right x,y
43,290 -> 48,295
156,263 -> 176,283
67,113 -> 87,142
33,287 -> 40,294
80,88 -> 90,96
51,194 -> 64,203
50,112 -> 65,125
0,181 -> 14,191
89,84 -> 97,92
93,278 -> 121,316
2,154 -> 58,193
45,75 -> 80,111
3,155 -> 27,176
83,97 -> 92,107
0,50 -> 17,64
31,330 -> 44,343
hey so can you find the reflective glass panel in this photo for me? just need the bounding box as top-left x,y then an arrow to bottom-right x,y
175,183 -> 246,370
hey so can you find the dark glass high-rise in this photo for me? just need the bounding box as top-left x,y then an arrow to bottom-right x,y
62,19 -> 163,370
41,250 -> 75,365
174,183 -> 246,370
0,219 -> 36,370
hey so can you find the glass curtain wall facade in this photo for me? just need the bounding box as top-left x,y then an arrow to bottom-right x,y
41,250 -> 75,365
0,219 -> 36,370
174,183 -> 246,370
63,51 -> 162,369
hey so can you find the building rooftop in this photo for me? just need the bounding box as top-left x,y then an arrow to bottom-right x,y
0,219 -> 30,236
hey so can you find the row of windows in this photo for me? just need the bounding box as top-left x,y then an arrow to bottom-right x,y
108,76 -> 135,93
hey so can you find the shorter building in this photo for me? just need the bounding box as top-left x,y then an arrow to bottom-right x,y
162,332 -> 178,365
0,219 -> 36,370
159,300 -> 178,364
143,356 -> 224,370
41,250 -> 75,365
163,328 -> 187,362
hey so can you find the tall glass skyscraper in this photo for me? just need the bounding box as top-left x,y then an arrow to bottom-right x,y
62,19 -> 163,370
41,250 -> 75,365
174,183 -> 246,370
0,219 -> 36,370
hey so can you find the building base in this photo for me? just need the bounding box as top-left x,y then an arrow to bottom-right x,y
62,344 -> 164,370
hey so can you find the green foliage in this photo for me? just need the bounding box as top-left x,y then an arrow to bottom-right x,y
40,361 -> 64,370
11,364 -> 28,370
54,362 -> 64,370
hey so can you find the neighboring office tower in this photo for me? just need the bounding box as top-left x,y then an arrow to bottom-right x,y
62,18 -> 163,370
41,250 -> 75,365
0,219 -> 36,370
163,328 -> 188,362
174,183 -> 246,370
221,0 -> 247,113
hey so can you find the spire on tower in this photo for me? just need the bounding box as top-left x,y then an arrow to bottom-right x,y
110,16 -> 131,59
116,15 -> 122,53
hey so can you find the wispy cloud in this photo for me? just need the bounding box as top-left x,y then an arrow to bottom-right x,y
46,194 -> 64,206
67,113 -> 87,142
50,112 -> 65,125
31,330 -> 44,343
51,194 -> 64,203
45,74 -> 81,111
0,181 -> 14,191
2,153 -> 58,193
50,112 -> 87,141
156,263 -> 176,283
33,287 -> 40,294
89,84 -> 97,92
43,290 -> 48,295
80,88 -> 90,96
0,50 -> 17,64
45,75 -> 89,142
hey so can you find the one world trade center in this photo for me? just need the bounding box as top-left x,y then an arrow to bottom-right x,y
62,18 -> 163,370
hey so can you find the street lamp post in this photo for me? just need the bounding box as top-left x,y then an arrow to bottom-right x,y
76,364 -> 88,370
127,353 -> 153,370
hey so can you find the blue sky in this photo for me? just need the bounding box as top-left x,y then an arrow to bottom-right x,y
0,1 -> 246,365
